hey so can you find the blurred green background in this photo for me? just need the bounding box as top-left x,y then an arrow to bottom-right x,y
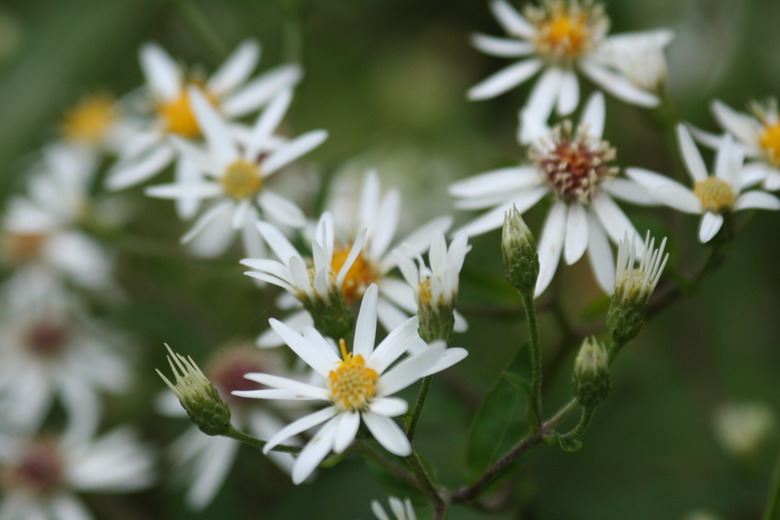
1,0 -> 779,518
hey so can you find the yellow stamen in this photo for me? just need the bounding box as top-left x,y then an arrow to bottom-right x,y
693,178 -> 735,213
759,122 -> 780,166
62,94 -> 117,144
220,160 -> 262,199
331,248 -> 377,305
328,339 -> 378,411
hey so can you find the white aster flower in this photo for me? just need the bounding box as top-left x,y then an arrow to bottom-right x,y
468,0 -> 671,140
371,496 -> 417,520
252,170 -> 453,347
146,87 -> 326,258
232,285 -> 468,484
2,144 -> 114,292
0,427 -> 155,520
157,344 -> 296,510
713,401 -> 776,459
627,125 -> 780,243
693,98 -> 780,191
59,92 -> 141,158
106,40 -> 301,198
613,231 -> 667,302
451,93 -> 652,296
394,231 -> 471,339
0,272 -> 131,439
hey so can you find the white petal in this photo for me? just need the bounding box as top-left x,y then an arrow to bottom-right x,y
292,418 -> 339,484
564,202 -> 588,265
454,187 -> 547,237
698,212 -> 724,243
353,284 -> 379,359
590,194 -> 644,251
467,59 -> 543,101
180,201 -> 233,243
379,278 -> 417,313
369,397 -> 408,417
361,412 -> 411,456
360,169 -> 381,230
144,182 -> 221,199
256,221 -> 301,263
336,228 -> 367,287
711,99 -> 762,147
580,92 -> 606,139
449,167 -> 540,198
369,316 -> 420,374
580,60 -> 659,107
246,89 -> 293,158
600,178 -> 658,206
384,216 -> 453,270
490,0 -> 535,38
263,407 -> 338,454
556,69 -> 579,116
207,39 -> 260,95
185,436 -> 239,510
626,167 -> 701,214
240,206 -> 265,258
376,298 -> 412,332
190,88 -> 239,166
585,211 -> 615,293
379,342 -> 447,396
237,372 -> 329,400
766,170 -> 780,191
676,124 -> 708,182
471,33 -> 533,57
735,191 -> 780,211
268,319 -> 340,377
420,346 -> 469,377
106,145 -> 174,191
525,67 -> 563,124
534,201 -> 566,297
139,43 -> 180,101
222,64 -> 303,117
370,189 -> 401,260
173,158 -> 202,219
332,412 -> 361,454
741,162 -> 771,189
258,190 -> 306,228
184,203 -> 236,256
262,130 -> 328,176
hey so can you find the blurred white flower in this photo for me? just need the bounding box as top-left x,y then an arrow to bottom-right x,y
106,40 -> 302,202
628,125 -> 780,243
713,401 -> 776,459
0,272 -> 131,439
0,427 -> 155,520
157,344 -> 297,510
451,93 -> 652,296
232,285 -> 467,484
468,0 -> 672,139
371,496 -> 417,520
693,98 -> 780,191
145,88 -> 325,258
2,144 -> 115,293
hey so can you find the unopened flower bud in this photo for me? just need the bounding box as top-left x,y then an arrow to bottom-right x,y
502,205 -> 539,294
157,345 -> 231,436
302,289 -> 353,341
572,337 -> 610,408
607,232 -> 668,346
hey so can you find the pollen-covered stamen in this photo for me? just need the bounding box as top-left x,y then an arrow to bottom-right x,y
23,322 -> 70,358
62,94 -> 118,143
2,441 -> 64,495
330,247 -> 378,305
526,0 -> 607,62
694,178 -> 735,213
221,160 -> 263,199
530,121 -> 617,203
328,339 -> 378,411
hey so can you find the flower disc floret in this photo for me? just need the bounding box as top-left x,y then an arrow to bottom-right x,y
526,0 -> 607,62
329,340 -> 378,411
331,248 -> 377,305
62,94 -> 118,143
530,121 -> 617,203
3,441 -> 64,495
220,159 -> 263,199
158,89 -> 204,138
693,177 -> 735,213
759,122 -> 780,166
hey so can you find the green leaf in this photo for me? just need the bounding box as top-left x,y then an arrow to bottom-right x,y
466,344 -> 533,480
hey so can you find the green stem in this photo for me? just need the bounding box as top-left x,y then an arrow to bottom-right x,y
763,449 -> 780,520
406,452 -> 444,511
520,290 -> 543,431
224,426 -> 300,454
559,407 -> 594,440
171,0 -> 228,60
406,375 -> 432,442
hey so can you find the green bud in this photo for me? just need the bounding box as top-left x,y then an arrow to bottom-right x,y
157,345 -> 231,436
417,279 -> 455,342
502,205 -> 539,294
572,337 -> 610,408
301,289 -> 353,341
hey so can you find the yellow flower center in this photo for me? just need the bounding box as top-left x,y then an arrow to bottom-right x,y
759,122 -> 780,166
158,87 -> 216,138
330,247 -> 378,305
3,232 -> 47,264
220,160 -> 262,199
62,94 -> 118,143
418,278 -> 433,306
538,13 -> 588,58
328,339 -> 378,411
693,178 -> 735,213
